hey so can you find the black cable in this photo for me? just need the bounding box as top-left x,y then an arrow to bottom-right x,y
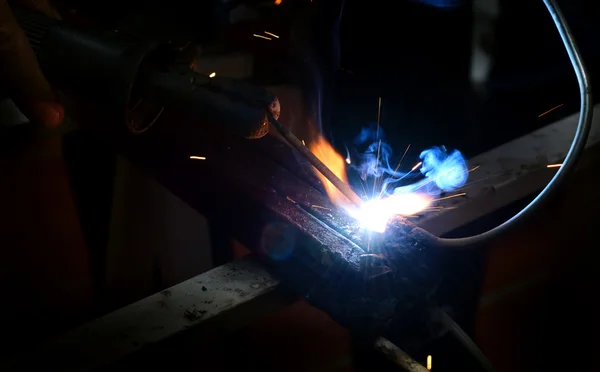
435,0 -> 593,249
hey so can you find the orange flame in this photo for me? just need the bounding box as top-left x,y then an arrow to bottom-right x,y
309,136 -> 353,208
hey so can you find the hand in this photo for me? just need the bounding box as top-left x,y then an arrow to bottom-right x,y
0,0 -> 63,128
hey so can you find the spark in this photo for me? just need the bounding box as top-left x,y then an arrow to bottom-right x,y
547,163 -> 562,168
411,161 -> 422,171
189,156 -> 206,160
427,355 -> 432,370
208,72 -> 216,78
346,157 -> 351,164
302,139 -> 306,146
253,34 -> 272,40
538,103 -> 564,117
435,192 -> 466,202
469,165 -> 480,172
264,31 -> 279,38
286,196 -> 296,203
373,97 -> 383,197
274,0 -> 282,4
311,205 -> 331,210
397,144 -> 411,171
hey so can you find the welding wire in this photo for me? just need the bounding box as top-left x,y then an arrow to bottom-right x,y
374,337 -> 429,372
434,0 -> 593,250
268,115 -> 364,207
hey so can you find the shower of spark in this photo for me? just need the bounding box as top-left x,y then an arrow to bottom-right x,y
309,101 -> 469,233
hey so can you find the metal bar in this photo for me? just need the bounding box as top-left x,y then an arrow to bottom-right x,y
374,337 -> 429,372
3,257 -> 282,371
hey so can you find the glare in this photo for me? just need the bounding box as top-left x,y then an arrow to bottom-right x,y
348,193 -> 432,233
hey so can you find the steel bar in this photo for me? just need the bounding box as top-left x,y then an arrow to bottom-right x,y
2,257 -> 285,371
374,337 -> 429,372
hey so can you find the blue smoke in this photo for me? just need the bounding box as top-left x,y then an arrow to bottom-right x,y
419,146 -> 468,191
350,124 -> 406,181
348,126 -> 468,197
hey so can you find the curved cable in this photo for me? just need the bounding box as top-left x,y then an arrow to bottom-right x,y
435,0 -> 593,249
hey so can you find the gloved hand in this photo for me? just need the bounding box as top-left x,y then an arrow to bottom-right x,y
0,0 -> 63,128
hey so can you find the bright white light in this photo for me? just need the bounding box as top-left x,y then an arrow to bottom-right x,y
347,193 -> 432,233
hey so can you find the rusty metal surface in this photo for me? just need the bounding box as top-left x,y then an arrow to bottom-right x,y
3,257 -> 280,372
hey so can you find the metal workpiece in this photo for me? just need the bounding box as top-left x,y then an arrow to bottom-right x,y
82,103 -> 444,347
4,258 -> 282,371
374,337 -> 430,372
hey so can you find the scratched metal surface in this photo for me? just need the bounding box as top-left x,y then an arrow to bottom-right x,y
2,258 -> 279,372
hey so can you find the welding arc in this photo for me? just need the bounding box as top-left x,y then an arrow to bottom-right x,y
435,0 -> 593,249
268,115 -> 364,207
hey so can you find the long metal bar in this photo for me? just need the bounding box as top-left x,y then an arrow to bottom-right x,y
374,337 -> 429,372
3,257 -> 284,371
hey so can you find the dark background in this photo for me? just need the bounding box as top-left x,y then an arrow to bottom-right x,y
2,0 -> 599,370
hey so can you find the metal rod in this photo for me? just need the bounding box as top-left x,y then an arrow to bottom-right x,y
2,257 -> 284,371
374,337 -> 430,372
269,115 -> 364,207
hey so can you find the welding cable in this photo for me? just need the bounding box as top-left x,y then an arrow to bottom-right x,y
434,309 -> 495,372
435,0 -> 593,249
374,337 -> 430,372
